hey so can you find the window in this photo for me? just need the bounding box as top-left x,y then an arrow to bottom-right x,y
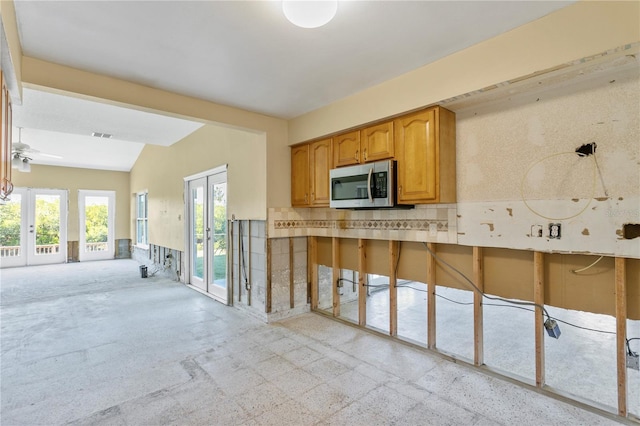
136,191 -> 148,247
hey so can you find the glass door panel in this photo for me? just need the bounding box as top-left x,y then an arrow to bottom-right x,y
1,188 -> 67,267
78,190 -> 114,262
208,180 -> 227,302
189,178 -> 206,291
187,170 -> 228,304
0,189 -> 26,267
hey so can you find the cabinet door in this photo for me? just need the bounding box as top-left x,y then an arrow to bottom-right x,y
332,131 -> 360,167
309,139 -> 332,206
291,144 -> 310,207
361,121 -> 394,163
395,109 -> 437,204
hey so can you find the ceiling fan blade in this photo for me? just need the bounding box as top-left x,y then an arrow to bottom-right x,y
36,152 -> 64,159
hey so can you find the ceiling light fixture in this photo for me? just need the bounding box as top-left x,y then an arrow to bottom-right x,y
282,0 -> 338,29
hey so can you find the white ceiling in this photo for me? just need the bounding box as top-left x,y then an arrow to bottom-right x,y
10,0 -> 575,171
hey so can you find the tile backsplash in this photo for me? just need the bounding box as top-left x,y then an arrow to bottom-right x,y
268,205 -> 457,243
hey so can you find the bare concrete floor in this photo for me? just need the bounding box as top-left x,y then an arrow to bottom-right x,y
0,260 -> 626,425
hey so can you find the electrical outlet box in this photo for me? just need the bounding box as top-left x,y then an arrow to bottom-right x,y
531,225 -> 543,238
627,352 -> 639,371
549,223 -> 561,239
544,319 -> 561,339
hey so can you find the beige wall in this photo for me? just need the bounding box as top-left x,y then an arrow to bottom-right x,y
11,165 -> 130,241
20,59 -> 289,211
130,124 -> 266,251
288,1 -> 640,144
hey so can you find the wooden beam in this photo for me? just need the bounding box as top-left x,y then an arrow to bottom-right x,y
615,257 -> 627,417
266,238 -> 272,313
473,246 -> 484,366
533,251 -> 545,388
289,237 -> 294,309
427,243 -> 436,349
389,241 -> 398,337
310,236 -> 318,310
358,239 -> 366,327
332,237 -> 340,317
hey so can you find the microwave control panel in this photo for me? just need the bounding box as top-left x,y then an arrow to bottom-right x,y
372,172 -> 387,198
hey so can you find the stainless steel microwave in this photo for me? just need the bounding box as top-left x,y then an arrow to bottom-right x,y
329,160 -> 395,209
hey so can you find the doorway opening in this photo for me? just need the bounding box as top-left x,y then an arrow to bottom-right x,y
0,187 -> 68,267
185,166 -> 228,304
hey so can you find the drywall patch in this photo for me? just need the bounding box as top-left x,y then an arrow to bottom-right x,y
582,228 -> 590,236
623,223 -> 640,239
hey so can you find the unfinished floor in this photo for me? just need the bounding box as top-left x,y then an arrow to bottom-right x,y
0,260 -> 627,425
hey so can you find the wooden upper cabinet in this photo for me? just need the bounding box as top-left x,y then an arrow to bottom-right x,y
332,130 -> 360,167
291,144 -> 309,207
332,122 -> 394,168
361,121 -> 394,163
309,138 -> 331,206
395,107 -> 456,204
0,72 -> 13,201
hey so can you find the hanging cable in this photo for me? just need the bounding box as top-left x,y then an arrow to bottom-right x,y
239,220 -> 248,290
422,242 -> 551,320
571,255 -> 604,274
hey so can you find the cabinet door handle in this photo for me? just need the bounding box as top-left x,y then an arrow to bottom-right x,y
364,148 -> 367,161
305,193 -> 308,203
399,185 -> 402,194
311,192 -> 315,201
355,150 -> 359,162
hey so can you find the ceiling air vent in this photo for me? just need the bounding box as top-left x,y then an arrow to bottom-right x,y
92,132 -> 113,139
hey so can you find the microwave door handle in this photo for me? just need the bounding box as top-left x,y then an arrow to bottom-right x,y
367,168 -> 373,203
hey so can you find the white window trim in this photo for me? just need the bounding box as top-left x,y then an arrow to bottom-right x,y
136,190 -> 149,249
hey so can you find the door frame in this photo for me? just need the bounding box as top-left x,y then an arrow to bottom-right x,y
0,187 -> 68,268
78,189 -> 115,262
183,164 -> 229,304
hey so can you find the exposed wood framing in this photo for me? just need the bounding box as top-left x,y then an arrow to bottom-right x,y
307,237 -> 311,304
389,241 -> 399,337
427,242 -> 436,349
247,220 -> 252,307
289,237 -> 294,309
534,251 -> 545,388
265,238 -> 272,313
358,239 -> 366,327
473,246 -> 484,366
332,237 -> 340,317
615,257 -> 627,417
228,220 -> 234,304
237,221 -> 242,303
310,236 -> 318,310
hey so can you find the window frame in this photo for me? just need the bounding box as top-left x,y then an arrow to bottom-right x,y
136,191 -> 149,248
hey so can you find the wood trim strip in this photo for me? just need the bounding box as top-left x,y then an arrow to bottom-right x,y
358,238 -> 366,327
534,251 -> 545,388
332,237 -> 340,317
615,257 -> 627,417
389,241 -> 398,337
289,237 -> 294,309
473,246 -> 484,366
427,242 -> 436,349
266,238 -> 272,313
310,236 -> 318,310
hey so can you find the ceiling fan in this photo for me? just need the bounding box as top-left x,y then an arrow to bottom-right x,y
12,127 -> 62,172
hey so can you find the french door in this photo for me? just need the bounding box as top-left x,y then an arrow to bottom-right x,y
186,168 -> 228,304
78,190 -> 115,261
0,187 -> 67,267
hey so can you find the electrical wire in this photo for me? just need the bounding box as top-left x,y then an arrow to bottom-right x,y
238,220 -> 248,290
520,151 -> 597,221
421,242 -> 551,320
571,255 -> 604,274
